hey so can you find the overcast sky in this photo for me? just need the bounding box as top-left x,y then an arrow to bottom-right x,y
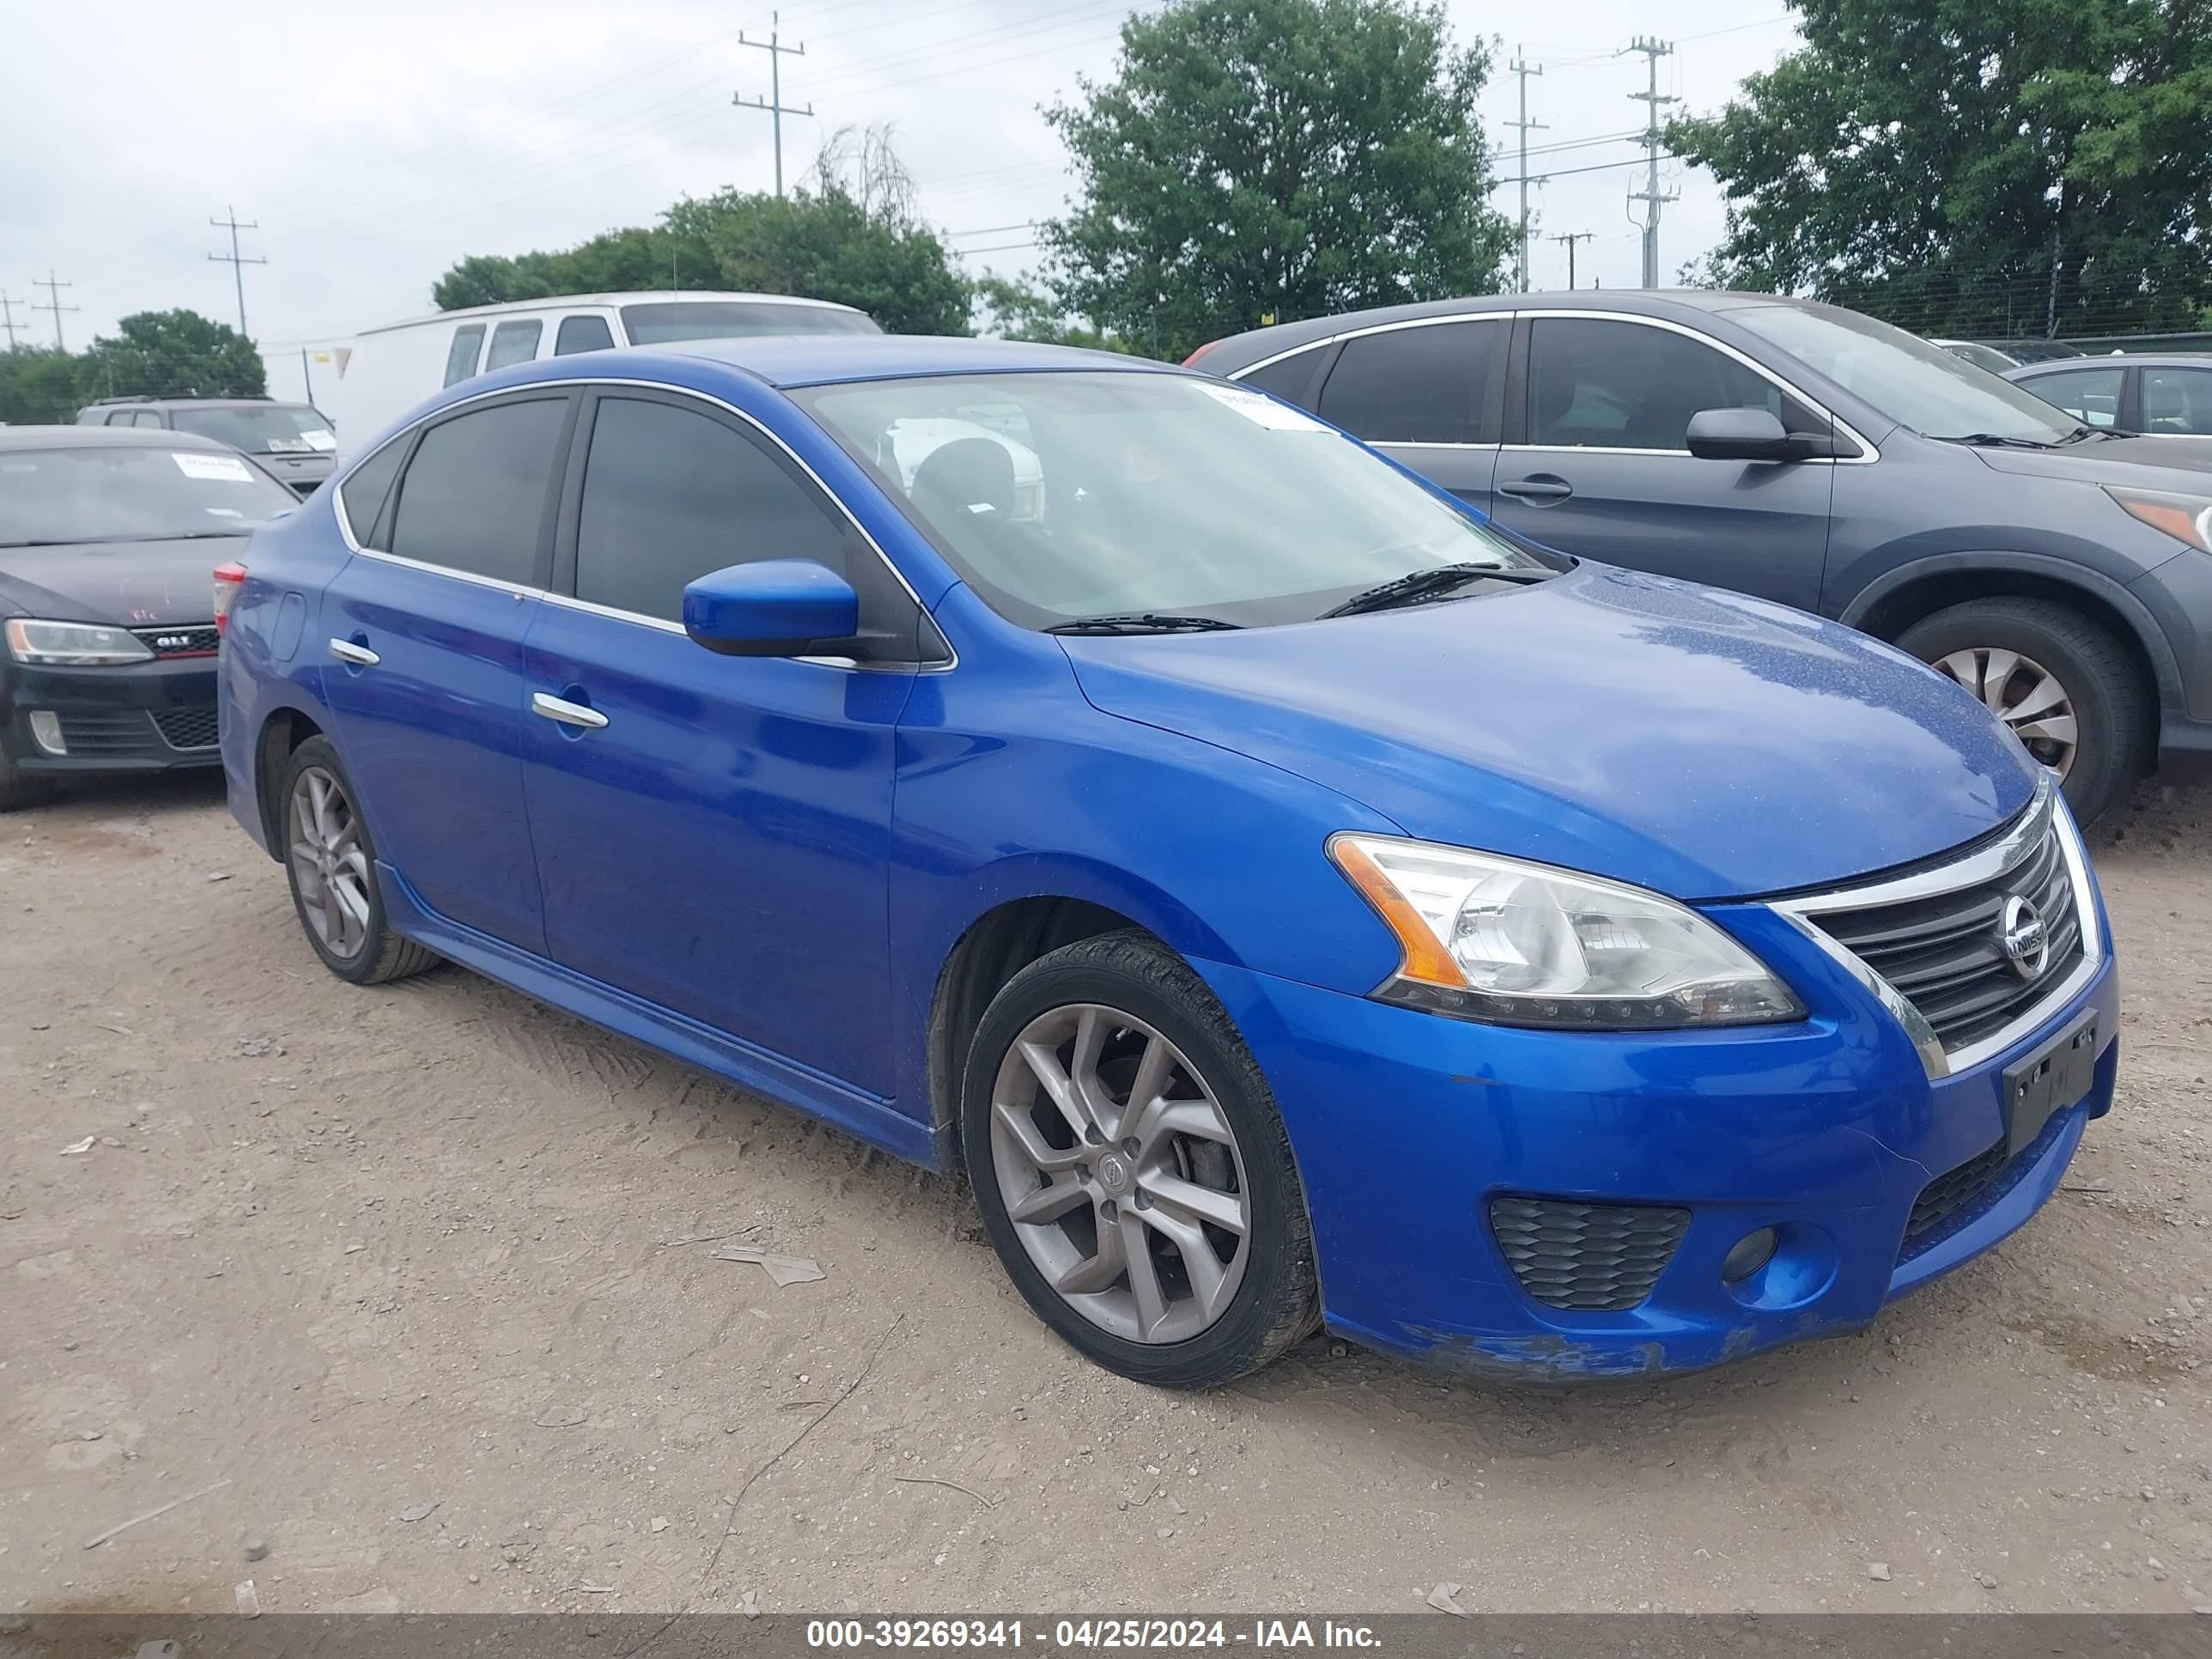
3,0 -> 1797,403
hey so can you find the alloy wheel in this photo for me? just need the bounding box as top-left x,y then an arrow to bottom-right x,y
988,1003 -> 1251,1344
289,766 -> 374,960
1930,647 -> 2079,778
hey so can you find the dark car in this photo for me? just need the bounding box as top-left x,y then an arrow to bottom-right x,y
0,426 -> 300,809
1188,292 -> 2212,822
2004,353 -> 2212,441
76,397 -> 337,498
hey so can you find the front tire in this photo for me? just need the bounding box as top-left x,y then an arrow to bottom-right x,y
1897,597 -> 2150,825
278,736 -> 440,986
0,747 -> 58,813
960,931 -> 1319,1387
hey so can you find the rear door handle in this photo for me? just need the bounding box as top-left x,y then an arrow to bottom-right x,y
532,692 -> 609,731
1498,475 -> 1574,502
327,638 -> 380,666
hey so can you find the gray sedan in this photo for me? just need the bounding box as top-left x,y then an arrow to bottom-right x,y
1189,292 -> 2212,823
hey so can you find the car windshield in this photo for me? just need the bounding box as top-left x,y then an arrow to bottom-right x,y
1726,305 -> 2081,443
167,403 -> 337,454
797,371 -> 1556,629
0,446 -> 298,545
619,301 -> 881,343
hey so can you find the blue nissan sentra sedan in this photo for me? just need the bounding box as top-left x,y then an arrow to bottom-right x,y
215,336 -> 2117,1386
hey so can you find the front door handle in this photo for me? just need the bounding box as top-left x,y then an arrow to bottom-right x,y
1498,475 -> 1575,502
532,692 -> 609,731
328,638 -> 380,666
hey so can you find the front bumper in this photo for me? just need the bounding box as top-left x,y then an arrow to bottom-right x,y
1198,896 -> 2118,1381
3,653 -> 221,775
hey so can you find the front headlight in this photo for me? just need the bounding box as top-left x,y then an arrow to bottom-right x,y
2105,484 -> 2212,552
1328,833 -> 1804,1030
3,617 -> 155,666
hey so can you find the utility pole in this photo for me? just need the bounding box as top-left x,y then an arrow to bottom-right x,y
733,11 -> 813,198
208,206 -> 266,337
31,270 -> 76,350
0,289 -> 23,349
1550,231 -> 1594,291
1506,51 -> 1547,293
1626,37 -> 1678,288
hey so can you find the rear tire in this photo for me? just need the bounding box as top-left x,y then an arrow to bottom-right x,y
960,930 -> 1319,1388
278,736 -> 440,986
1897,597 -> 2149,825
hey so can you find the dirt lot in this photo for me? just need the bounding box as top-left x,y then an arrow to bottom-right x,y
3,773 -> 2209,1618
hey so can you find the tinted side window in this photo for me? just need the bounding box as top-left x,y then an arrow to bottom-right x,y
135,410 -> 167,428
2027,367 -> 2124,428
1236,346 -> 1328,410
442,325 -> 487,387
574,396 -> 848,623
554,315 -> 616,356
337,441 -> 407,549
1528,319 -> 1809,450
2140,367 -> 2212,434
1319,322 -> 1497,444
387,398 -> 566,586
485,319 -> 543,371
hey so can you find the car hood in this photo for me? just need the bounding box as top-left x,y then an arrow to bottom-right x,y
1060,564 -> 2040,900
1969,434 -> 2212,485
0,536 -> 243,628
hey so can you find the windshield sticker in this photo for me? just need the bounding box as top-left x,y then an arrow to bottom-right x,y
173,452 -> 254,483
302,429 -> 337,452
265,436 -> 313,453
204,507 -> 245,518
1196,382 -> 1332,433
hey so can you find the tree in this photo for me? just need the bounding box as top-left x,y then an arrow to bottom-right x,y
77,309 -> 267,400
431,125 -> 971,335
1668,0 -> 2212,338
1039,0 -> 1511,361
972,274 -> 1132,352
0,347 -> 92,427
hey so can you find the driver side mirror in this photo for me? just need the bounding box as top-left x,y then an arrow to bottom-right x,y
1686,406 -> 1800,461
683,561 -> 860,658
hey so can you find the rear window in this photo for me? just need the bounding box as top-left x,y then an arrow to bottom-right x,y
618,301 -> 880,343
442,325 -> 487,387
555,314 -> 616,356
1319,321 -> 1499,445
386,397 -> 567,586
485,319 -> 544,371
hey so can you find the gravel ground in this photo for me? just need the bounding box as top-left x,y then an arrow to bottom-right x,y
3,773 -> 2208,1617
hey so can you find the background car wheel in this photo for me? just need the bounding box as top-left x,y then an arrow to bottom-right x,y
1897,597 -> 2149,825
960,929 -> 1319,1388
0,749 -> 59,813
279,736 -> 440,986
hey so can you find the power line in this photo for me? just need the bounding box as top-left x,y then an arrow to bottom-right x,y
733,10 -> 813,198
32,270 -> 77,350
1551,230 -> 1595,290
1626,37 -> 1680,289
208,206 -> 267,337
1506,49 -> 1547,294
1493,153 -> 1684,185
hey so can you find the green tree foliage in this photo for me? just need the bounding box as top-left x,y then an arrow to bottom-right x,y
1668,0 -> 2212,337
0,310 -> 266,425
970,274 -> 1132,352
1039,0 -> 1512,361
431,126 -> 971,335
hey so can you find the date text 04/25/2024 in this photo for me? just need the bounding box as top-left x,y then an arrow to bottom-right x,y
804,1621 -> 1383,1650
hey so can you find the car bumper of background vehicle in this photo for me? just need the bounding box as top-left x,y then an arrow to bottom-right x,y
3,655 -> 222,774
1194,902 -> 2118,1382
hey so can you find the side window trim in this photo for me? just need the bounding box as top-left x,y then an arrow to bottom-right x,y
1507,308 -> 1877,462
1224,340 -> 1337,410
547,385 -> 939,665
352,389 -> 579,594
1306,315 -> 1508,448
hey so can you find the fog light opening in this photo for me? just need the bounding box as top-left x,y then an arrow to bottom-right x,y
1723,1226 -> 1779,1284
27,710 -> 65,756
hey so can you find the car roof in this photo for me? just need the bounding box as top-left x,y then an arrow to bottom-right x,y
358,289 -> 870,337
1190,288 -> 1819,368
649,333 -> 1175,388
2010,354 -> 2212,374
88,396 -> 308,410
0,424 -> 240,451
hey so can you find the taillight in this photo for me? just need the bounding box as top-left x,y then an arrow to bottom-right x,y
213,561 -> 247,635
1182,339 -> 1222,367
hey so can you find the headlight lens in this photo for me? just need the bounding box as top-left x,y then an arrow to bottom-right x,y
3,617 -> 155,665
2105,484 -> 2212,552
1329,833 -> 1803,1029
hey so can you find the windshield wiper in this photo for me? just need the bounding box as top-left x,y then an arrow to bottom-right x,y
2057,424 -> 2112,445
1045,612 -> 1246,636
1941,431 -> 2058,450
1322,561 -> 1552,618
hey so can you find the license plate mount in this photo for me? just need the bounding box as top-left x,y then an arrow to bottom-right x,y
2001,1006 -> 2100,1157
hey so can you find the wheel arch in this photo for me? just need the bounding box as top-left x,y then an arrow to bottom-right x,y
1840,552 -> 2180,720
252,702 -> 327,859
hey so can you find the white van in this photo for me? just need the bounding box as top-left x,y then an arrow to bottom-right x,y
327,289 -> 879,458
